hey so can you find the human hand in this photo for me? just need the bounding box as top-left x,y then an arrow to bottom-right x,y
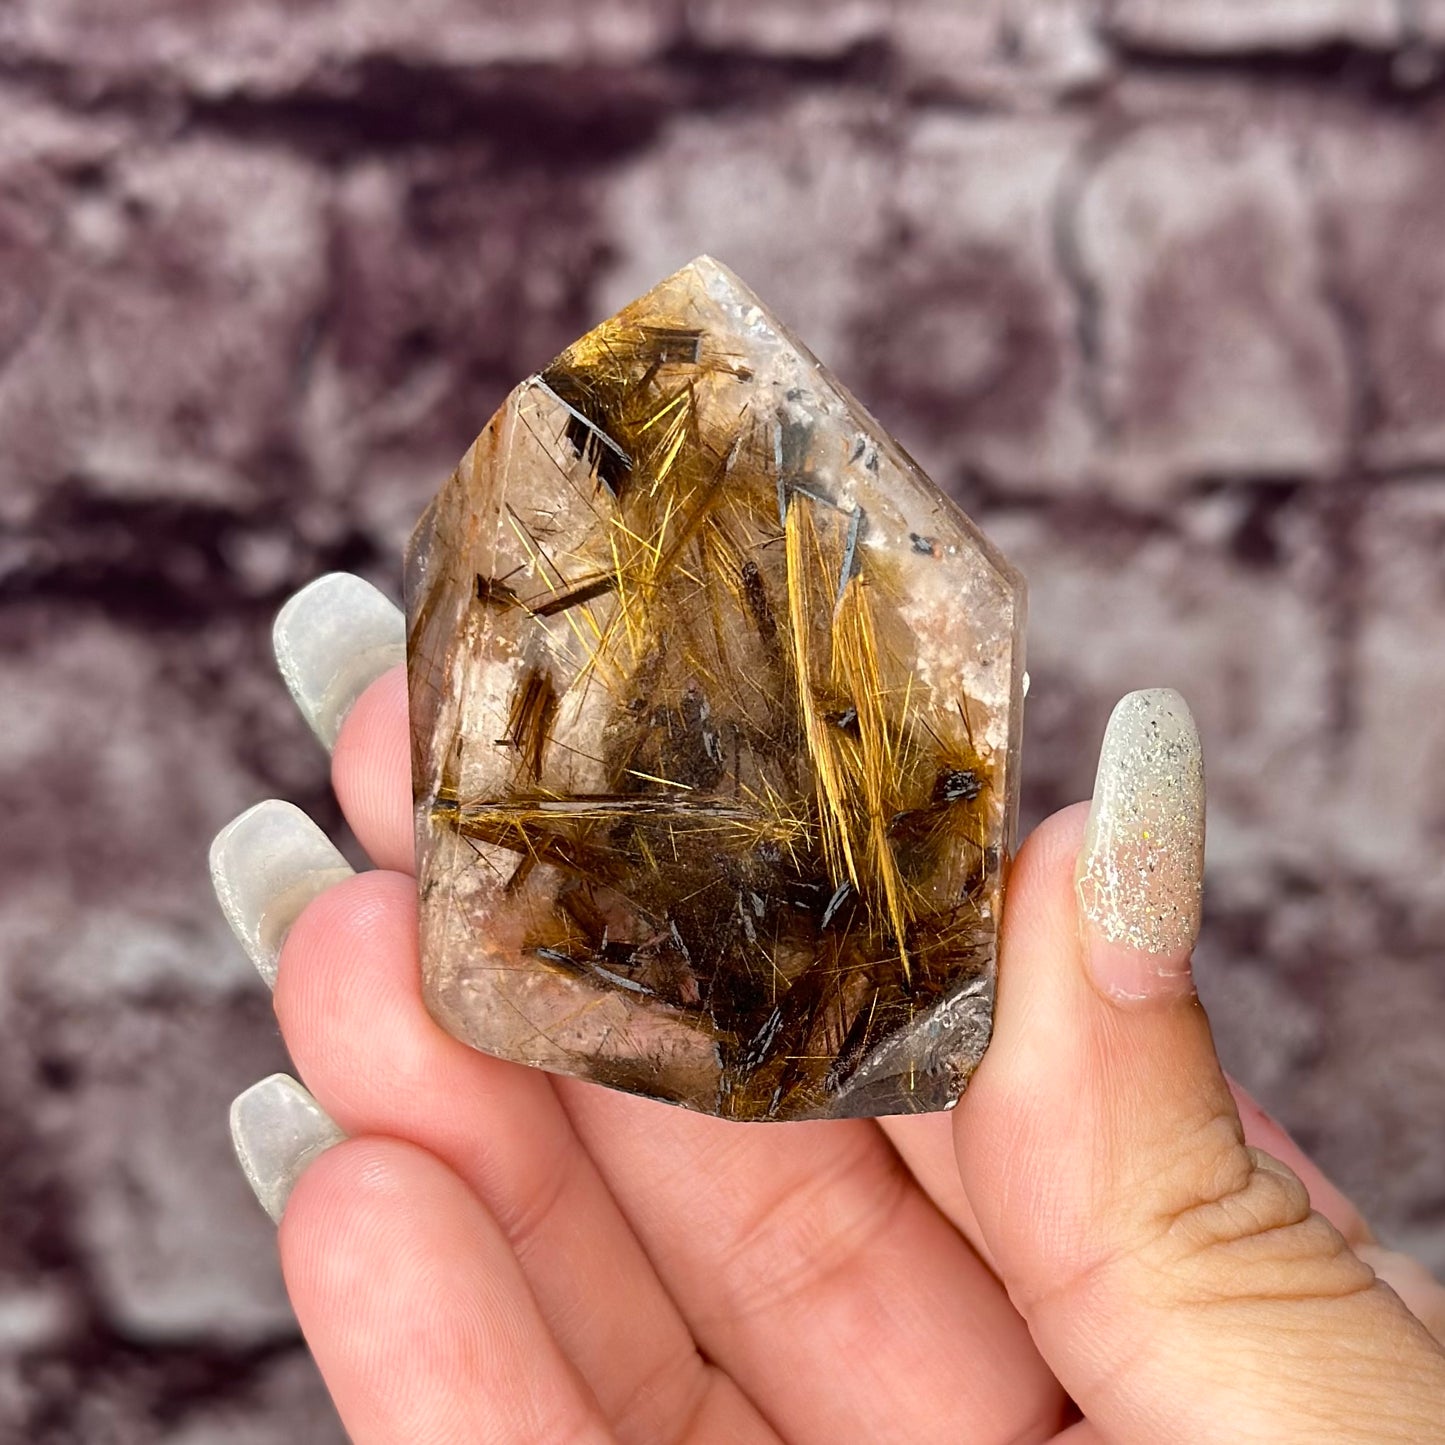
212,573 -> 1445,1443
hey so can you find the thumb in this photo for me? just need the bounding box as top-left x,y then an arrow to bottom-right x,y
954,689 -> 1445,1444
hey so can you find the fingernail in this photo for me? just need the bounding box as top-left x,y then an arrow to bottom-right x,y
273,573 -> 405,750
230,1074 -> 345,1224
1076,688 -> 1205,1004
209,801 -> 354,988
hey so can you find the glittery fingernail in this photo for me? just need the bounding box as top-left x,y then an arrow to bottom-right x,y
273,573 -> 405,750
1076,689 -> 1205,1004
230,1074 -> 345,1224
209,800 -> 354,989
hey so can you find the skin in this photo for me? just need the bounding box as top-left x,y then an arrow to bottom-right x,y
270,664 -> 1445,1443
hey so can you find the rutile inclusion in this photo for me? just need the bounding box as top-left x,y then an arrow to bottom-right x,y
405,257 -> 1026,1121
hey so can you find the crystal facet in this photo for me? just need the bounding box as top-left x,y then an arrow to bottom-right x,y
405,257 -> 1026,1120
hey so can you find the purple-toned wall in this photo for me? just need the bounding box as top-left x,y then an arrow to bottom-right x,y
2,3 -> 1443,1438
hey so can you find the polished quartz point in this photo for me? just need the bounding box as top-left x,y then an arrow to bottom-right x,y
405,257 -> 1026,1121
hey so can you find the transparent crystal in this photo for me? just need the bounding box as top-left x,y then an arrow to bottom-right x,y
406,257 -> 1026,1120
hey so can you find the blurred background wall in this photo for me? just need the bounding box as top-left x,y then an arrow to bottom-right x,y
2,1 -> 1444,1439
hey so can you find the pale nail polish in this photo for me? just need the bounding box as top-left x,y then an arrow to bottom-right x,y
1076,689 -> 1205,1003
230,1074 -> 345,1223
273,573 -> 405,750
209,801 -> 354,988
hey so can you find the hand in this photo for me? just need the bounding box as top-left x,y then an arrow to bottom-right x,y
212,574 -> 1445,1443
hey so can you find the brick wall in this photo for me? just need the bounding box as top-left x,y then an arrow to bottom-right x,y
2,3 -> 1443,1438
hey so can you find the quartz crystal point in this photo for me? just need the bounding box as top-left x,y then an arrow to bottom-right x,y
405,257 -> 1026,1121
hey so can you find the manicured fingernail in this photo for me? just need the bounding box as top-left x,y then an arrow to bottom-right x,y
209,801 -> 354,988
230,1074 -> 345,1224
1076,689 -> 1205,1004
273,573 -> 405,750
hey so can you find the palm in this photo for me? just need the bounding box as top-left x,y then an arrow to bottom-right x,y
274,664 -> 1070,1442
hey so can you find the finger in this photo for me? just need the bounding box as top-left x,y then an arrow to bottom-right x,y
271,572 -> 414,873
872,1070 -> 1374,1283
210,799 -> 354,987
274,572 -> 406,752
955,690 -> 1445,1443
294,578 -> 1069,1442
282,1132 -> 617,1445
560,1083 -> 1068,1445
332,662 -> 414,874
230,1081 -> 613,1441
274,872 -> 773,1441
879,1109 -> 996,1272
230,1072 -> 346,1223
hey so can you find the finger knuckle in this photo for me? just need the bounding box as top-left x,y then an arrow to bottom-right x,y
1145,1139 -> 1377,1309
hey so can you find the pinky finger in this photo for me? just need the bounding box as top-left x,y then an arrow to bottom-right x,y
278,1129 -> 615,1444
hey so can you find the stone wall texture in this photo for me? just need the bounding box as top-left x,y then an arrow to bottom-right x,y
1,2 -> 1443,1439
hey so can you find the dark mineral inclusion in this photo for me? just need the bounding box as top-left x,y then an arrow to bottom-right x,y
405,257 -> 1026,1121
